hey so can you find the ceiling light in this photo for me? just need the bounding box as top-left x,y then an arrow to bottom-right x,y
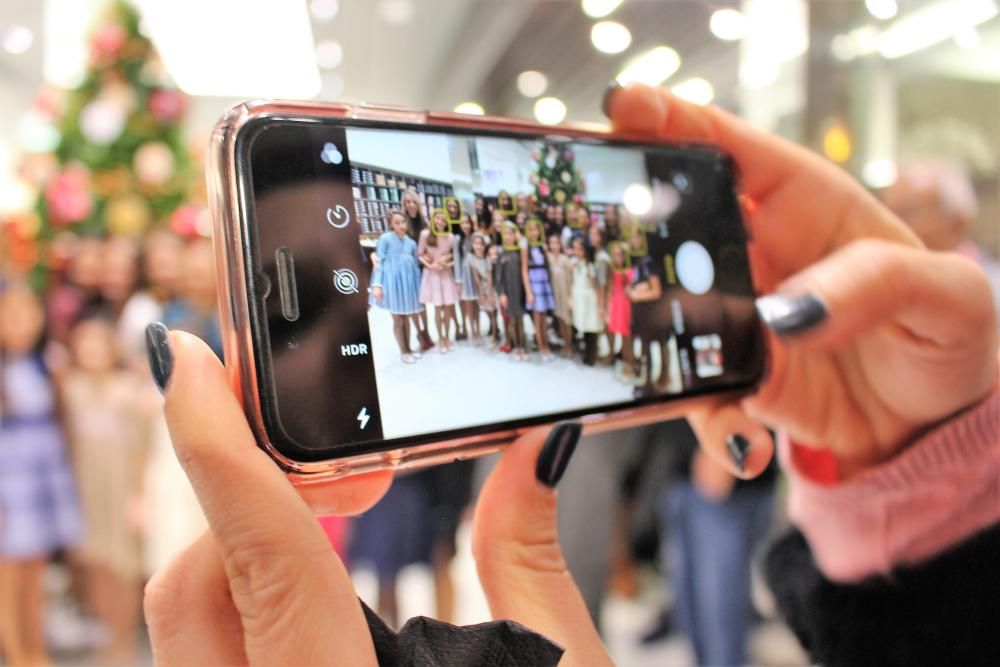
517,70 -> 548,98
136,0 -> 320,98
865,0 -> 898,20
591,21 -> 631,53
878,0 -> 998,59
582,0 -> 625,19
534,97 -> 567,125
377,0 -> 415,25
623,183 -> 652,215
309,0 -> 339,22
862,159 -> 898,189
954,25 -> 981,48
671,78 -> 714,105
2,25 -> 33,55
739,60 -> 779,88
615,46 -> 681,86
709,8 -> 748,41
454,102 -> 485,115
315,40 -> 343,69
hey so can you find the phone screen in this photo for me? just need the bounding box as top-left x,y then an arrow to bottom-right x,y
238,118 -> 763,461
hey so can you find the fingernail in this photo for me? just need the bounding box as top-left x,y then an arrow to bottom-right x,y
536,421 -> 582,488
755,293 -> 828,337
726,433 -> 751,474
145,322 -> 173,393
601,80 -> 622,118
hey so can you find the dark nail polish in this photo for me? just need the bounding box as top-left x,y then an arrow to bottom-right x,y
145,322 -> 173,393
726,434 -> 751,473
536,421 -> 582,488
755,293 -> 828,337
601,80 -> 622,118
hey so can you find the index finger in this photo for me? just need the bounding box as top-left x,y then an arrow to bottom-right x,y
152,326 -> 383,665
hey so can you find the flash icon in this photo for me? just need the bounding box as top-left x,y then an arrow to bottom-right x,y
357,407 -> 370,430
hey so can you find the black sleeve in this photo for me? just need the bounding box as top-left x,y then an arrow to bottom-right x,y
362,599 -> 564,667
764,522 -> 1000,667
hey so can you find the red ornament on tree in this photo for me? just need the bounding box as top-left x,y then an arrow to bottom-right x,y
148,89 -> 186,123
45,168 -> 93,225
538,180 -> 550,197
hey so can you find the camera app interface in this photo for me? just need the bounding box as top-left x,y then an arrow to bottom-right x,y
246,122 -> 761,456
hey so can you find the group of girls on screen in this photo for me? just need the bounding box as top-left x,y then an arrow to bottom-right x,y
370,188 -> 653,377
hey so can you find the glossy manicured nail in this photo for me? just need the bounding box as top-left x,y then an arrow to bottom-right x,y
726,433 -> 751,474
145,322 -> 173,393
755,293 -> 828,337
601,80 -> 622,118
536,421 -> 582,488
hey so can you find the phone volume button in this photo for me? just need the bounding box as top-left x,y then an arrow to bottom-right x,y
350,103 -> 427,124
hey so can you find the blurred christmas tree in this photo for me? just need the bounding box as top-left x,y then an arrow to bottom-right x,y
5,0 -> 198,288
530,142 -> 585,209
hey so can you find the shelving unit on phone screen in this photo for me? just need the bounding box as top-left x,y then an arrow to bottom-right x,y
350,162 -> 455,247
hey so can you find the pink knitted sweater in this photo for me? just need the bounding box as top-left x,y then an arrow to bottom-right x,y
782,384 -> 1000,582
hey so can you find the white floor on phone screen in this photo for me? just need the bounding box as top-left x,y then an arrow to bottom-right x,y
367,305 -> 639,439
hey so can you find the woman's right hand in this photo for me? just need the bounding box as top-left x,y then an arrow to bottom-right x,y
371,286 -> 383,302
606,83 -> 998,478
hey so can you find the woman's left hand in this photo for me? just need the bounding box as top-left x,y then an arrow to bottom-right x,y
145,331 -> 611,666
144,332 -> 392,666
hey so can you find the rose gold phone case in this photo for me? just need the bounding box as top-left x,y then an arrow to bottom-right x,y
208,100 -> 760,485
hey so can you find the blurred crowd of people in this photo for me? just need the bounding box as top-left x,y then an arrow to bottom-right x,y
0,230 -> 217,666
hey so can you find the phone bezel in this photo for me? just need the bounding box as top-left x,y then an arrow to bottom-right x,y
209,100 -> 767,482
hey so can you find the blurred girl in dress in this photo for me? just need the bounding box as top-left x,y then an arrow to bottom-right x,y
401,188 -> 434,351
589,224 -> 613,364
118,229 -> 184,368
371,210 -> 424,364
469,232 -> 496,349
522,218 -> 556,361
449,205 -> 469,341
546,231 -> 574,357
455,215 -> 481,345
418,211 -> 459,353
0,283 -> 83,667
496,223 -> 527,361
571,236 -> 603,366
61,312 -> 145,665
607,242 -> 635,382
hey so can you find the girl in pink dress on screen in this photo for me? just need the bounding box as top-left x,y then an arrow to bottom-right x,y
606,242 -> 635,381
418,211 -> 459,353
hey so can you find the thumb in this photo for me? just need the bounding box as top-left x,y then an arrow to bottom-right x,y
472,423 -> 612,666
755,238 -> 997,350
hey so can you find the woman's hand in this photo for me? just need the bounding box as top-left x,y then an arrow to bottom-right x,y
606,83 -> 999,478
144,329 -> 611,665
500,294 -> 509,309
472,423 -> 613,666
371,286 -> 383,303
144,330 -> 393,666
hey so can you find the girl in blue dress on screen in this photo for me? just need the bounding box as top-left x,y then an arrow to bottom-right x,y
522,218 -> 556,361
371,209 -> 424,364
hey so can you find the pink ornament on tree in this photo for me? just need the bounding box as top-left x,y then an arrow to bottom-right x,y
563,149 -> 574,161
538,180 -> 550,197
45,168 -> 93,225
170,204 -> 201,239
148,89 -> 187,123
91,23 -> 127,60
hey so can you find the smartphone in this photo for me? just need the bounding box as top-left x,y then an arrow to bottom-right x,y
208,101 -> 766,482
